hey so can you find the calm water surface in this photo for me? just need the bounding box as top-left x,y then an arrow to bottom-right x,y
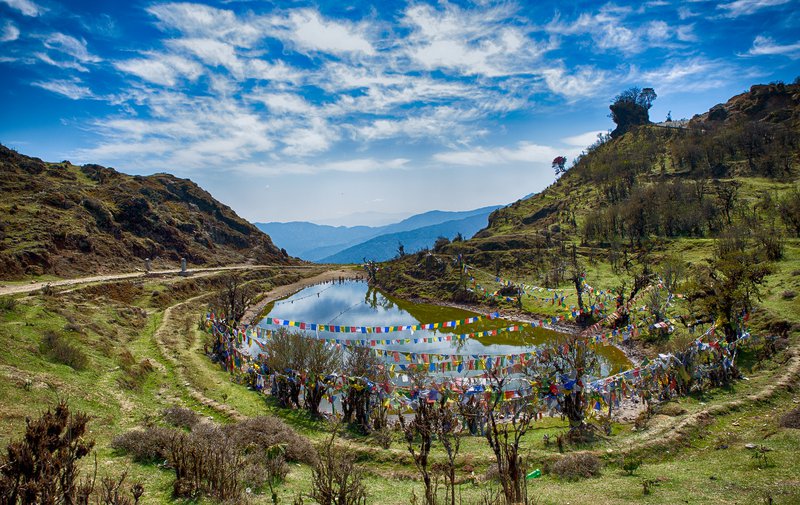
256,280 -> 631,377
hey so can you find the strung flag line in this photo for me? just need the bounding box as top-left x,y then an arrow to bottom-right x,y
262,312 -> 499,334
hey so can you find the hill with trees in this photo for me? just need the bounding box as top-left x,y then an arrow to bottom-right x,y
0,145 -> 294,279
378,80 -> 800,340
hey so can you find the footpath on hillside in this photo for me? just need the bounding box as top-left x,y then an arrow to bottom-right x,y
0,264 -> 324,296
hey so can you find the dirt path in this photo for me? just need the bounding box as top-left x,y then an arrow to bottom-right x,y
149,266 -> 360,421
152,292 -> 248,421
0,264 -> 323,296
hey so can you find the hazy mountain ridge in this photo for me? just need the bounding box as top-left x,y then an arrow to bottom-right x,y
320,212 -> 495,263
0,145 -> 293,279
256,205 -> 501,262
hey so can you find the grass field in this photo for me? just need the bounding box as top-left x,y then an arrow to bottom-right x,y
1,250 -> 799,504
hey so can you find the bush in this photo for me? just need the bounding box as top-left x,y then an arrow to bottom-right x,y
113,415 -> 313,501
0,401 -> 95,503
111,426 -> 175,463
657,402 -> 687,417
162,405 -> 200,429
551,452 -> 601,481
311,430 -> 367,505
780,407 -> 800,429
0,296 -> 17,312
117,350 -> 154,391
40,331 -> 88,370
621,456 -> 642,476
224,416 -> 317,465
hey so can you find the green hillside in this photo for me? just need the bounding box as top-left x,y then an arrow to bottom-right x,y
379,82 -> 800,325
0,145 -> 294,280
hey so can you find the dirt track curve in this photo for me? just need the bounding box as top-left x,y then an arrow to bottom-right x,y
0,264 -> 324,296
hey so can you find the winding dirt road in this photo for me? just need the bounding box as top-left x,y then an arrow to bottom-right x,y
0,264 -> 325,296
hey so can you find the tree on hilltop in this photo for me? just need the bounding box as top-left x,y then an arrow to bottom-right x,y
609,87 -> 657,138
552,155 -> 568,176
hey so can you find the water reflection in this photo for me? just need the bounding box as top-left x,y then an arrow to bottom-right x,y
256,280 -> 631,377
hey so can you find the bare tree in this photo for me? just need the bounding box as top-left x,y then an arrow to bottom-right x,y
310,425 -> 368,505
399,400 -> 437,505
434,399 -> 461,505
483,372 -> 535,505
263,328 -> 342,416
214,274 -> 256,324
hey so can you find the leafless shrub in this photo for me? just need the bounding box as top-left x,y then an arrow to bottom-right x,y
551,452 -> 601,481
0,401 -> 95,503
40,330 -> 89,370
309,426 -> 368,505
223,416 -> 317,465
111,427 -> 174,463
161,405 -> 200,429
117,350 -> 153,391
97,472 -> 144,505
780,407 -> 800,429
0,296 -> 17,312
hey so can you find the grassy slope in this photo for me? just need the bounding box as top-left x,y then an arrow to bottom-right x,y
3,86 -> 800,503
2,266 -> 799,504
0,144 -> 293,280
346,85 -> 800,502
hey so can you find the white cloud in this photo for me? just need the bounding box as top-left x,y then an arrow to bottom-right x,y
0,0 -> 43,17
34,52 -> 88,72
676,24 -> 698,42
250,92 -> 317,115
147,2 -> 261,47
114,54 -> 203,86
1,21 -> 20,42
253,157 -> 409,176
168,37 -> 243,76
434,141 -> 563,167
400,2 -> 546,77
32,78 -> 93,100
743,35 -> 800,58
246,59 -> 303,82
281,117 -> 338,156
268,8 -> 375,55
82,94 -> 279,171
636,57 -> 743,94
44,33 -> 101,63
718,0 -> 791,17
547,7 -> 688,54
646,21 -> 670,41
561,130 -> 607,147
352,106 -> 486,143
540,65 -> 610,99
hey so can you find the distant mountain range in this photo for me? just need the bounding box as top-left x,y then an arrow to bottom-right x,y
255,206 -> 501,263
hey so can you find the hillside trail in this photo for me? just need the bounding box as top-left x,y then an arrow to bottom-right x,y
0,263 -> 323,296
152,267 -> 359,422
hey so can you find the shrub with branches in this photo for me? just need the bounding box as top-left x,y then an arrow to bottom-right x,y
262,328 -> 342,417
482,373 -> 535,505
40,330 -> 89,370
0,401 -> 95,504
551,452 -> 601,481
310,425 -> 368,505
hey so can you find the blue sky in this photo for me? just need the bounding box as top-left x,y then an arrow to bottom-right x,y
1,0 -> 799,225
